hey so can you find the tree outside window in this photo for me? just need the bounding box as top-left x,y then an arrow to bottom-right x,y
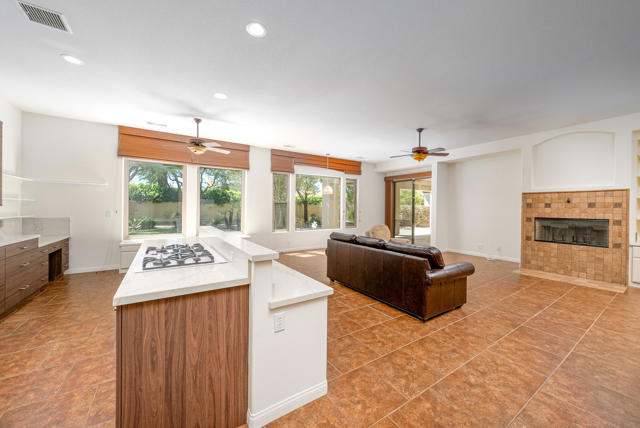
200,167 -> 243,231
295,174 -> 341,230
128,160 -> 183,235
273,173 -> 289,231
345,178 -> 357,228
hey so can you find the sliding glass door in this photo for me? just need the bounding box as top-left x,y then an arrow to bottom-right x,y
392,177 -> 431,245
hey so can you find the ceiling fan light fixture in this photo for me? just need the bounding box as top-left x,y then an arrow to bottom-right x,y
188,144 -> 207,155
412,153 -> 428,162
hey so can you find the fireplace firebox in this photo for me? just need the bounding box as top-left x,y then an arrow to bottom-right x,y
534,217 -> 608,248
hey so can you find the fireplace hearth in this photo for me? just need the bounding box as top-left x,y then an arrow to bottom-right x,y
534,217 -> 608,248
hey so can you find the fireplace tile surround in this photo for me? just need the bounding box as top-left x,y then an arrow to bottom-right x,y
521,190 -> 629,289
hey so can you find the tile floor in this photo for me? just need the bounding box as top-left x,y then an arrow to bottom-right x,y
271,250 -> 640,428
0,270 -> 122,428
0,252 -> 639,427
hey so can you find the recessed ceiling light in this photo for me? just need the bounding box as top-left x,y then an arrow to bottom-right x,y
246,22 -> 267,38
283,144 -> 295,148
213,92 -> 228,100
60,54 -> 84,65
146,121 -> 167,127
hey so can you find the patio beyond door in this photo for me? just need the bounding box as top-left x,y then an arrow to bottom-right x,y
392,177 -> 431,245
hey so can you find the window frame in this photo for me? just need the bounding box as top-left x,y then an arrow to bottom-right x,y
272,172 -> 290,232
123,158 -> 187,239
293,173 -> 343,232
196,165 -> 246,233
344,177 -> 358,228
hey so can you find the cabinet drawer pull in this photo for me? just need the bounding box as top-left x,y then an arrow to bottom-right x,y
41,249 -> 48,253
41,261 -> 47,266
21,245 -> 29,249
20,262 -> 31,268
40,276 -> 47,281
19,284 -> 31,290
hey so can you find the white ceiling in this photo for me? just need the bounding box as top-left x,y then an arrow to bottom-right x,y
1,0 -> 640,163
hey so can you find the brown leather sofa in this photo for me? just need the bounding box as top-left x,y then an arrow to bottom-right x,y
326,232 -> 475,321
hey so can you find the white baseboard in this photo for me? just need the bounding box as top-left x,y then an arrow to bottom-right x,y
65,264 -> 120,274
247,381 -> 327,428
444,248 -> 520,264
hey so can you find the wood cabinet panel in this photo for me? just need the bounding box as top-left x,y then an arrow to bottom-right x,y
5,239 -> 38,259
117,285 -> 249,428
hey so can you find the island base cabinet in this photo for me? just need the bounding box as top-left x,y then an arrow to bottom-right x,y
116,285 -> 249,428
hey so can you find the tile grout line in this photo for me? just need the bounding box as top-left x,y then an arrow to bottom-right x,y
504,292 -> 619,428
83,386 -> 100,428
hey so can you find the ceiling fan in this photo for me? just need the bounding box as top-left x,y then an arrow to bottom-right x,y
185,118 -> 231,155
390,128 -> 449,162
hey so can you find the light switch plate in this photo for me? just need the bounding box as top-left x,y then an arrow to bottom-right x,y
274,312 -> 285,333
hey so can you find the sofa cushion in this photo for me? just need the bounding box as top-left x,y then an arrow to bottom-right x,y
330,232 -> 357,243
355,235 -> 386,249
384,242 -> 446,269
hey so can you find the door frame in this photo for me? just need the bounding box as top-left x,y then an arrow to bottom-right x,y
384,171 -> 432,241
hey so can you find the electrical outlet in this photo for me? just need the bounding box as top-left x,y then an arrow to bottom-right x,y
274,312 -> 285,333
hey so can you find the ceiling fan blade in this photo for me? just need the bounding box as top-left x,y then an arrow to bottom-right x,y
390,154 -> 412,158
427,147 -> 446,153
206,147 -> 231,155
429,152 -> 449,157
203,141 -> 222,148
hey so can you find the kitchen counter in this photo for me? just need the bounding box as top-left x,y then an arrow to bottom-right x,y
0,234 -> 69,248
112,235 -> 278,306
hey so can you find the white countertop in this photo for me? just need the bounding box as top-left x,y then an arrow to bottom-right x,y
112,234 -> 278,307
269,262 -> 333,309
0,234 -> 69,248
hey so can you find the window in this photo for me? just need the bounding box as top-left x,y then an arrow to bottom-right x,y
199,167 -> 243,231
295,174 -> 341,230
273,173 -> 289,231
128,160 -> 183,235
345,178 -> 357,228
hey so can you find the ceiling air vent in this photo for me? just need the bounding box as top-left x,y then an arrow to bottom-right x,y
18,1 -> 71,33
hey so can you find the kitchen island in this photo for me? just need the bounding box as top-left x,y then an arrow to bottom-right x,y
113,232 -> 333,428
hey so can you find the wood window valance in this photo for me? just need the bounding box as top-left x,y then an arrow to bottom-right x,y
118,126 -> 250,170
270,149 -> 361,175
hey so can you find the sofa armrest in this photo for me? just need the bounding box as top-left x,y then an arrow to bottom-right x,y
389,237 -> 411,244
425,262 -> 475,285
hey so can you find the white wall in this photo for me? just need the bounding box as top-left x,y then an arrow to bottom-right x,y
21,113 -> 122,273
245,147 -> 385,252
441,150 -> 523,261
0,98 -> 23,220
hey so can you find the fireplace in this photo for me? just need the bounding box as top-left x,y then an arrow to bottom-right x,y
534,217 -> 609,248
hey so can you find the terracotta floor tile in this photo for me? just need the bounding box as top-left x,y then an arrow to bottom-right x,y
327,295 -> 352,313
511,391 -> 614,428
389,388 -> 483,428
368,302 -> 405,319
351,324 -> 412,355
0,345 -> 53,379
88,419 -> 115,428
29,320 -> 98,345
557,352 -> 640,400
335,292 -> 376,309
59,352 -> 116,394
367,348 -> 441,398
382,315 -> 440,340
0,318 -> 27,337
403,336 -> 472,376
429,325 -> 493,356
371,417 -> 399,427
327,365 -> 405,428
267,396 -> 349,428
327,361 -> 341,381
328,335 -> 379,372
542,368 -> 640,426
86,381 -> 116,426
506,326 -> 576,356
451,309 -> 523,341
524,314 -> 587,341
487,336 -> 563,376
0,364 -> 73,413
0,385 -> 97,428
0,330 -> 41,354
432,370 -> 524,427
328,313 -> 362,340
537,306 -> 596,329
461,351 -> 546,400
342,306 -> 392,329
42,333 -> 115,368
